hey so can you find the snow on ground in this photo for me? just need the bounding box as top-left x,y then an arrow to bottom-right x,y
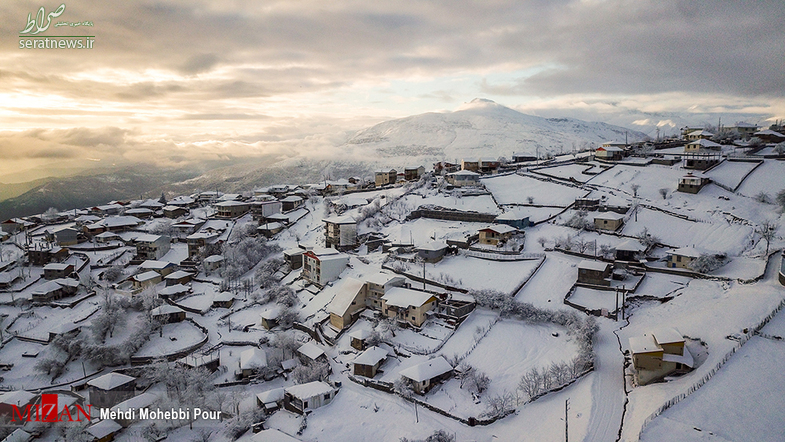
401,189 -> 501,214
514,252 -> 583,310
586,164 -> 685,201
395,253 -> 543,294
703,160 -> 760,190
569,287 -> 621,313
532,163 -> 599,183
639,335 -> 785,442
736,159 -> 785,198
133,321 -> 206,358
709,256 -> 767,280
177,292 -> 216,313
387,320 -> 454,354
382,217 -> 488,245
618,260 -> 785,441
482,173 -> 587,206
426,319 -> 578,418
622,207 -> 754,255
633,273 -> 691,298
438,308 -> 499,360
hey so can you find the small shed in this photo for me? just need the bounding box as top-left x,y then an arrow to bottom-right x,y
87,373 -> 136,409
86,419 -> 123,442
593,212 -> 625,231
615,239 -> 646,262
297,342 -> 327,363
239,348 -> 268,379
577,260 -> 612,286
151,304 -> 186,323
399,357 -> 453,394
283,381 -> 337,414
416,241 -> 449,263
352,346 -> 388,378
212,291 -> 235,308
348,328 -> 372,351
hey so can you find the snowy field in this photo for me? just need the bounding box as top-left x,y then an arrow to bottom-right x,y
395,254 -> 543,294
703,160 -> 760,191
482,173 -> 587,206
736,159 -> 785,198
382,217 -> 489,245
569,287 -> 621,313
514,252 -> 583,309
639,336 -> 785,442
427,319 -> 578,418
532,163 -> 598,183
622,207 -> 754,256
585,164 -> 685,201
133,321 -> 206,358
400,190 -> 501,214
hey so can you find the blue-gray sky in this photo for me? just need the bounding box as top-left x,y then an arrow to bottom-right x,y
1,0 -> 783,180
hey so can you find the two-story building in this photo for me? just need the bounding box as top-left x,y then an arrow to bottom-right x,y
629,328 -> 693,385
381,287 -> 437,328
577,260 -> 612,286
375,169 -> 397,187
134,234 -> 171,260
323,214 -> 358,250
302,248 -> 350,287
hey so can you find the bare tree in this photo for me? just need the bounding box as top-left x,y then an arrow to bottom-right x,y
630,184 -> 640,198
756,220 -> 778,254
658,188 -> 668,199
777,189 -> 785,212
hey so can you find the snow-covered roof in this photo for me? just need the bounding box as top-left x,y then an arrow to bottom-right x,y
280,196 -> 303,203
151,304 -> 185,316
132,233 -> 165,243
668,246 -> 706,258
348,328 -> 372,340
95,231 -> 120,238
754,129 -> 785,137
417,240 -> 449,252
365,271 -> 404,287
214,200 -> 249,207
164,270 -> 192,280
43,263 -> 71,271
86,419 -> 122,439
204,254 -> 224,263
32,280 -> 66,295
281,358 -> 299,371
326,277 -> 366,316
480,224 -> 518,234
297,342 -> 325,361
0,390 -> 36,406
125,208 -> 153,215
260,304 -> 282,320
687,129 -> 714,136
87,372 -> 135,390
256,388 -> 285,405
615,239 -> 646,252
134,271 -> 161,282
652,327 -> 684,345
110,392 -> 158,414
93,216 -> 142,228
578,260 -> 611,272
214,291 -> 235,302
593,212 -> 625,221
628,335 -> 661,354
158,284 -> 190,296
663,349 -> 694,368
284,381 -> 335,400
323,214 -> 357,224
597,145 -> 623,152
687,139 -> 722,148
495,211 -> 528,221
399,356 -> 452,383
447,170 -> 480,177
240,348 -> 268,370
382,287 -> 435,308
139,260 -> 173,270
353,346 -> 388,366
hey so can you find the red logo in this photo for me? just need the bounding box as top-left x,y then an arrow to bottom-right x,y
10,394 -> 91,423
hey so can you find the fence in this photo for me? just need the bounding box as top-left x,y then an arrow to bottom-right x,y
636,297 -> 785,439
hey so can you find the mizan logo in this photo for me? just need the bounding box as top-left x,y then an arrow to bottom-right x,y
10,394 -> 92,423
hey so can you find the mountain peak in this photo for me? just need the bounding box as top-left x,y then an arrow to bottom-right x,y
456,98 -> 505,111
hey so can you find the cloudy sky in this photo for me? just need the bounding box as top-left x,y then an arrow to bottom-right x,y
1,0 -> 783,181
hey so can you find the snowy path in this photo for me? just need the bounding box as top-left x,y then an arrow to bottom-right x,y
583,320 -> 626,442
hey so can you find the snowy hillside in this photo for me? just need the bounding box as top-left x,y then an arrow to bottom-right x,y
343,98 -> 648,162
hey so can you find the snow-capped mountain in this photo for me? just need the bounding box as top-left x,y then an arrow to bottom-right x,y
343,98 -> 648,162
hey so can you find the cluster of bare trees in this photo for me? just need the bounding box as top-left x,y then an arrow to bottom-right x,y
221,236 -> 281,280
400,430 -> 456,442
455,363 -> 490,396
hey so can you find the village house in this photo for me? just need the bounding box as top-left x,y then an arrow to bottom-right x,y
44,226 -> 79,246
614,239 -> 646,262
87,372 -> 137,409
132,271 -> 162,289
215,200 -> 251,218
374,169 -> 397,187
32,278 -> 78,302
479,158 -> 500,174
417,240 -> 449,263
256,388 -> 286,414
90,204 -> 124,216
478,224 -> 518,246
283,381 -> 337,415
352,346 -> 388,378
348,328 -> 372,351
138,260 -> 176,277
171,219 -> 205,236
297,342 -> 327,364
726,122 -> 757,138
158,284 -> 190,299
460,159 -> 480,172
326,277 -> 367,331
398,356 -> 453,394
283,248 -> 305,270
95,231 -> 121,243
186,231 -> 220,257
134,234 -> 171,260
445,170 -> 481,187
577,260 -> 612,286
685,129 -> 713,141
684,138 -> 722,152
168,195 -> 196,208
677,172 -> 711,194
125,207 -> 154,219
593,212 -> 625,231
323,214 -> 358,250
280,195 -> 304,212
595,143 -> 625,160
110,392 -> 159,427
163,270 -> 193,286
302,248 -> 350,286
197,191 -> 220,204
666,246 -> 710,269
381,287 -> 438,327
629,328 -> 693,385
753,129 -> 785,143
212,291 -> 235,309
0,391 -> 37,419
151,304 -> 186,324
203,254 -> 224,272
85,216 -> 144,236
512,152 -> 537,163
260,305 -> 281,330
28,245 -> 69,266
433,161 -> 460,175
682,151 -> 721,170
404,166 -> 426,181
163,205 -> 188,219
239,348 -> 268,379
86,419 -> 123,442
251,199 -> 283,221
1,218 -> 34,233
495,211 -> 530,229
574,197 -> 601,211
43,263 -> 75,280
365,271 -> 406,311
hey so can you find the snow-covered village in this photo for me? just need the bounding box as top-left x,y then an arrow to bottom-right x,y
1,111 -> 785,442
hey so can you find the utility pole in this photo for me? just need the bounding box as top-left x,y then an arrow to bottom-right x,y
423,260 -> 426,291
565,398 -> 569,442
615,287 -> 620,321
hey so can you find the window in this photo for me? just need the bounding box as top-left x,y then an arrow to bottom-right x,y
676,256 -> 682,262
324,393 -> 331,400
303,401 -> 308,408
